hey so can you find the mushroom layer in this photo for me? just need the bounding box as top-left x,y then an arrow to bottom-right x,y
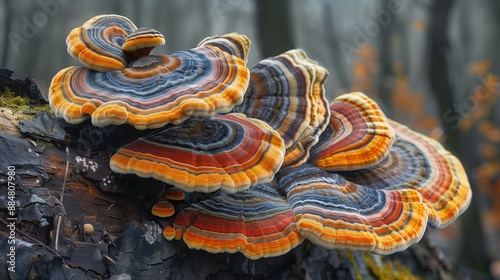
109,113 -> 285,193
232,49 -> 330,168
280,164 -> 428,254
165,183 -> 303,260
339,120 -> 472,228
49,47 -> 249,129
66,14 -> 164,72
198,32 -> 251,63
309,92 -> 395,171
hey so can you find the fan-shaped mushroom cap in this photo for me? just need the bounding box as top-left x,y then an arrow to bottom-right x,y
165,183 -> 303,259
122,27 -> 165,52
65,15 -> 126,71
109,113 -> 285,193
232,49 -> 330,168
198,33 -> 251,63
163,187 -> 186,201
67,15 -> 165,71
163,226 -> 177,241
121,27 -> 165,62
308,92 -> 395,171
151,201 -> 175,218
279,164 -> 428,254
340,120 -> 472,228
49,46 -> 249,129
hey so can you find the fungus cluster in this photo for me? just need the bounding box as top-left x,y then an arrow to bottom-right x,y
49,15 -> 472,260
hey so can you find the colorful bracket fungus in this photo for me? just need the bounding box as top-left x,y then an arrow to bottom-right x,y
162,187 -> 186,201
339,120 -> 472,228
164,184 -> 303,259
279,164 -> 427,254
67,14 -> 165,72
232,49 -> 330,168
309,92 -> 395,171
198,32 -> 251,63
151,201 -> 175,218
49,14 -> 472,260
51,15 -> 249,129
109,113 -> 285,193
49,47 -> 249,129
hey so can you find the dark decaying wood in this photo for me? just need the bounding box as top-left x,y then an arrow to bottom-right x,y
0,71 -> 468,279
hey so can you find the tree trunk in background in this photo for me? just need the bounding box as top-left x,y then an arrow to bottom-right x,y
428,0 -> 457,152
256,0 -> 294,57
428,0 -> 491,276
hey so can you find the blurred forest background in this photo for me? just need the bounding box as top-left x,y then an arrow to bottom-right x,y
1,0 -> 499,279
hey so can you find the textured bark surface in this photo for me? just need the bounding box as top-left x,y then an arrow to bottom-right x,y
0,71 -> 470,280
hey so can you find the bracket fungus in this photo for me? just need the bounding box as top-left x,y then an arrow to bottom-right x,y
279,164 -> 428,254
49,46 -> 249,129
164,183 -> 303,260
339,120 -> 472,228
48,14 -> 472,261
309,92 -> 395,171
109,113 -> 285,193
232,49 -> 330,169
162,187 -> 186,201
66,14 -> 165,72
151,201 -> 175,218
198,32 -> 251,63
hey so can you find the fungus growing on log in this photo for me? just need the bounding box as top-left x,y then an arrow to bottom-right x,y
164,184 -> 303,259
232,49 -> 330,169
66,14 -> 164,72
309,92 -> 395,171
339,120 -> 472,228
279,164 -> 428,254
109,113 -> 285,193
46,14 -> 473,262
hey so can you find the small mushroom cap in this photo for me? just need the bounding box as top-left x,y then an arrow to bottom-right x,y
308,92 -> 395,171
83,223 -> 94,235
163,187 -> 186,201
151,201 -> 175,218
122,27 -> 165,53
109,113 -> 285,193
198,32 -> 251,63
121,27 -> 165,63
66,14 -> 137,72
169,184 -> 303,259
163,226 -> 177,241
49,46 -> 249,129
340,120 -> 472,228
280,164 -> 428,255
232,49 -> 330,168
